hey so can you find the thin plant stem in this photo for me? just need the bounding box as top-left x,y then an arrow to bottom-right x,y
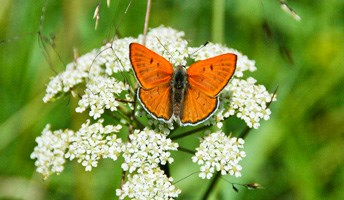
178,147 -> 195,155
174,171 -> 199,184
212,0 -> 225,43
142,0 -> 152,45
121,170 -> 126,188
170,125 -> 209,140
238,126 -> 252,139
201,172 -> 221,200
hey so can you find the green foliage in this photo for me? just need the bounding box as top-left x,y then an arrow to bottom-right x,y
0,0 -> 343,199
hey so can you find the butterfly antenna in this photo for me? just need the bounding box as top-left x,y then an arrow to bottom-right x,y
189,41 -> 209,57
155,36 -> 182,65
155,37 -> 174,58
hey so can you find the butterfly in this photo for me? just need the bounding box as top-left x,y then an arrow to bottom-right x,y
129,43 -> 237,126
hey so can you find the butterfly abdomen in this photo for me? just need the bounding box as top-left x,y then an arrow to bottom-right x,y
171,66 -> 187,120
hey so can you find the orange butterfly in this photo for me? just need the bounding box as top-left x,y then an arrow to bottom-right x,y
129,43 -> 237,126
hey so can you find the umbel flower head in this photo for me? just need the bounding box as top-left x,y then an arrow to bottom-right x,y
116,168 -> 181,200
32,26 -> 276,199
192,131 -> 246,179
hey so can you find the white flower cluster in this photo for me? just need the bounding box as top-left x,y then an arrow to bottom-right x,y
31,120 -> 122,178
65,119 -> 123,171
43,38 -> 135,103
192,131 -> 246,179
75,76 -> 130,119
30,124 -> 74,179
116,168 -> 181,200
43,50 -> 102,103
121,128 -> 178,173
203,76 -> 275,129
222,77 -> 275,129
100,37 -> 136,75
118,128 -> 180,199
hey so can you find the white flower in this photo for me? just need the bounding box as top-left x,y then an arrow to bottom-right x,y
101,37 -> 136,75
192,131 -> 246,179
75,75 -> 130,119
65,119 -> 123,171
220,77 -> 276,129
30,124 -> 73,179
43,38 -> 135,103
43,50 -> 102,103
121,128 -> 178,173
116,168 -> 181,200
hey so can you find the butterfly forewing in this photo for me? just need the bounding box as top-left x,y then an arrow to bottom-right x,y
180,86 -> 218,125
129,43 -> 173,89
138,83 -> 173,122
187,54 -> 237,97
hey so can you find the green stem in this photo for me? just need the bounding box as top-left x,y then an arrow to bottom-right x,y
142,0 -> 152,45
212,0 -> 225,43
170,125 -> 209,140
178,147 -> 195,155
238,126 -> 252,139
201,172 -> 221,200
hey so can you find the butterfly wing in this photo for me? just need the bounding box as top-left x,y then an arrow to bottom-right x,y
187,54 -> 237,97
129,43 -> 173,89
180,54 -> 237,125
129,43 -> 174,121
138,83 -> 173,122
180,86 -> 218,125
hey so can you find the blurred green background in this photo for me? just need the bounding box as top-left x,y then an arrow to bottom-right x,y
1,0 -> 343,199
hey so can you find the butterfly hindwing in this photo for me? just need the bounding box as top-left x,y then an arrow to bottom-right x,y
129,43 -> 173,89
138,83 -> 173,122
187,54 -> 237,97
180,86 -> 218,125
